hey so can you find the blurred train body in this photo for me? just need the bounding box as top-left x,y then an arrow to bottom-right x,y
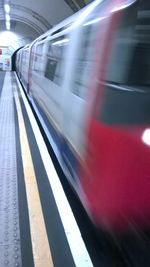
16,0 -> 150,238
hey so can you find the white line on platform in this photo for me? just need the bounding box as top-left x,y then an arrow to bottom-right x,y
15,72 -> 93,267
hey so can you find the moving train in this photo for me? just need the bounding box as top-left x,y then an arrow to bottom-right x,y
16,0 -> 150,262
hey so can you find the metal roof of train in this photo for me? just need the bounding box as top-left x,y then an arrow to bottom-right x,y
0,0 -> 92,53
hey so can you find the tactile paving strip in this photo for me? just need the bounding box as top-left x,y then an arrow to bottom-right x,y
0,72 -> 22,266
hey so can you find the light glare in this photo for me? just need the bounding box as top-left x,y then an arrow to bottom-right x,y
52,39 -> 69,46
142,129 -> 150,146
111,0 -> 136,13
84,16 -> 106,26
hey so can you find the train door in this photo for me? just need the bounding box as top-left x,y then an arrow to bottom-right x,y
61,2 -> 110,186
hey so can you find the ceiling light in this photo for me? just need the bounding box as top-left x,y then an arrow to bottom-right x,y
6,21 -> 10,30
5,14 -> 10,21
4,4 -> 10,13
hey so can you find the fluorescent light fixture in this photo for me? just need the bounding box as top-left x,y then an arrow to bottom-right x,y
6,21 -> 10,30
5,13 -> 10,21
4,4 -> 10,13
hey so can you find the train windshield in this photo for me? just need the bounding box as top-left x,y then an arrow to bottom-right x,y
100,0 -> 150,125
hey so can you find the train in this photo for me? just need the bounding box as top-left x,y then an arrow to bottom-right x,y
15,0 -> 150,262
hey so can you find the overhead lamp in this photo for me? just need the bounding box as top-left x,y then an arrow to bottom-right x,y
5,14 -> 10,21
6,21 -> 10,30
4,4 -> 10,13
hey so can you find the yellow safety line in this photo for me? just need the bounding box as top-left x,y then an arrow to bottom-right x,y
14,88 -> 54,267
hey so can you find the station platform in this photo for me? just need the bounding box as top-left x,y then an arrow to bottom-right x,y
0,71 -> 93,267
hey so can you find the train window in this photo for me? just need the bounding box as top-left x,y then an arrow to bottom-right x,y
34,44 -> 43,73
22,50 -> 28,70
45,59 -> 57,81
106,1 -> 150,87
72,25 -> 94,98
31,46 -> 36,71
71,1 -> 107,99
45,36 -> 68,85
100,1 -> 150,125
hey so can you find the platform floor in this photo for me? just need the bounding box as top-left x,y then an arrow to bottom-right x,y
0,71 -> 92,267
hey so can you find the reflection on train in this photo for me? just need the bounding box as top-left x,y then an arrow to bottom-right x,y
16,0 -> 150,265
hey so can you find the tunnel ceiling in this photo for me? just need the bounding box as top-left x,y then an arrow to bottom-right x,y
0,0 -> 91,53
